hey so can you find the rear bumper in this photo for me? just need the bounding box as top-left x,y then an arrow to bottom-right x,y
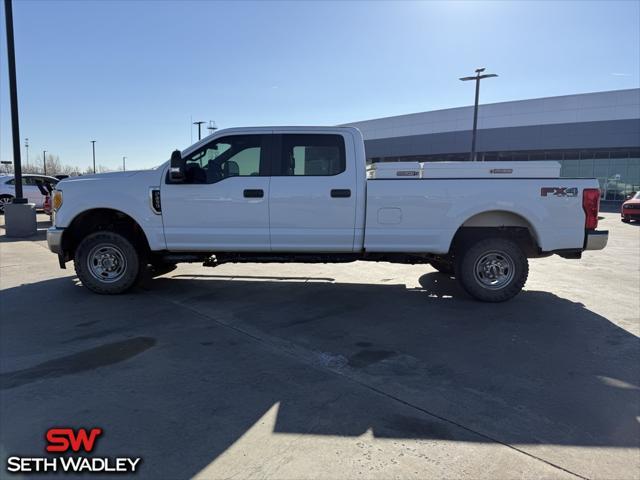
585,230 -> 608,250
47,227 -> 64,254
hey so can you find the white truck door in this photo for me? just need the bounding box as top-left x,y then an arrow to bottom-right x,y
269,132 -> 357,252
161,134 -> 272,251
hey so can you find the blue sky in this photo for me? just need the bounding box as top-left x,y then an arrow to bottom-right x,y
1,0 -> 639,170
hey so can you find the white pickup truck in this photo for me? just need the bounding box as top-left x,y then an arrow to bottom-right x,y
47,126 -> 608,302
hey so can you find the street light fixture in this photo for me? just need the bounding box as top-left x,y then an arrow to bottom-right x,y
193,121 -> 205,141
459,67 -> 498,162
90,140 -> 96,173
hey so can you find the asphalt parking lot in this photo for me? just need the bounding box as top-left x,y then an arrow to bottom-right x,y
0,212 -> 638,479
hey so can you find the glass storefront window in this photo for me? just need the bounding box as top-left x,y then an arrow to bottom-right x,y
593,160 -> 609,178
580,159 -> 595,177
556,155 -> 638,201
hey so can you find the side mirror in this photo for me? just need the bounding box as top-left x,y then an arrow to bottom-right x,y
169,150 -> 185,182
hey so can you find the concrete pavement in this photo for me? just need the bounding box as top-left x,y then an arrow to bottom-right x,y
0,212 -> 638,479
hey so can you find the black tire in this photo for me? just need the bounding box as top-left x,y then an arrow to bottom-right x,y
430,259 -> 455,275
621,217 -> 631,223
455,237 -> 528,302
74,231 -> 141,294
0,195 -> 13,214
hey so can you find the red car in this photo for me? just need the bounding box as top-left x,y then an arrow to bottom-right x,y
621,192 -> 640,223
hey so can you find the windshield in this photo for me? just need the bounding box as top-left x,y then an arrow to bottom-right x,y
634,192 -> 640,199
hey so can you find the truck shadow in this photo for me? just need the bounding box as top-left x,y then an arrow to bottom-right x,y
156,272 -> 639,445
0,272 -> 638,478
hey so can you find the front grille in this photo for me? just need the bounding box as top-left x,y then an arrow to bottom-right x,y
624,203 -> 640,209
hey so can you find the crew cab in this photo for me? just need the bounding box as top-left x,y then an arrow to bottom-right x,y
47,127 -> 608,302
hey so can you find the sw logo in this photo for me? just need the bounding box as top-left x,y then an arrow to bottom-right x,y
5,427 -> 142,474
541,187 -> 578,197
46,427 -> 103,452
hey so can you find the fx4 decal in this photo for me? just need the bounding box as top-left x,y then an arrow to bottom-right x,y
541,187 -> 578,197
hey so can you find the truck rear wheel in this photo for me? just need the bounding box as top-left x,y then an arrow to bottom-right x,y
455,237 -> 528,302
74,231 -> 141,294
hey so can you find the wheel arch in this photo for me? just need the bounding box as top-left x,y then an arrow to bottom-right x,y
62,208 -> 151,259
449,210 -> 541,257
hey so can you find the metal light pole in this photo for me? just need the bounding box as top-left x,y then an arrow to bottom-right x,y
42,150 -> 47,175
24,137 -> 29,168
4,0 -> 24,201
193,121 -> 205,141
4,0 -> 36,236
90,140 -> 96,173
122,156 -> 126,171
459,68 -> 498,161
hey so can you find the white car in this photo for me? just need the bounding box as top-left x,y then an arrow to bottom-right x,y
46,126 -> 608,302
0,174 -> 60,213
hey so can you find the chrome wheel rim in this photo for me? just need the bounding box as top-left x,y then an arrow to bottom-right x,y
86,243 -> 127,283
0,197 -> 11,212
473,250 -> 515,290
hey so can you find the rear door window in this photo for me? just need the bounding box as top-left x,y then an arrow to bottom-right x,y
277,134 -> 346,176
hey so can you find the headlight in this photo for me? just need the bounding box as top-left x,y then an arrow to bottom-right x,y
52,190 -> 63,211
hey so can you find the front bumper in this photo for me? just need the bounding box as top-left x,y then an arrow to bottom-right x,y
622,211 -> 640,219
47,227 -> 64,254
585,230 -> 608,250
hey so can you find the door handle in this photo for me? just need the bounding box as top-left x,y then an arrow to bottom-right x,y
243,189 -> 264,198
331,189 -> 351,198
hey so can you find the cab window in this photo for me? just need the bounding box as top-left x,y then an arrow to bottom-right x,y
180,135 -> 268,184
278,134 -> 345,176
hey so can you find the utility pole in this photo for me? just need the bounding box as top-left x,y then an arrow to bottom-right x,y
42,150 -> 47,175
122,156 -> 126,171
24,137 -> 29,168
193,121 -> 205,141
459,68 -> 498,161
90,140 -> 96,173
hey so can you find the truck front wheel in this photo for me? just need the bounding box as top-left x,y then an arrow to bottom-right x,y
74,231 -> 141,294
455,237 -> 528,302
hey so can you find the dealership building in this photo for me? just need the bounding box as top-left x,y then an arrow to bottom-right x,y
344,88 -> 640,202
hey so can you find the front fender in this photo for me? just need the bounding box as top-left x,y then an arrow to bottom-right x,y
54,171 -> 166,251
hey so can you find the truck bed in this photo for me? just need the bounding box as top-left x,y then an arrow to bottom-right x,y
363,164 -> 597,254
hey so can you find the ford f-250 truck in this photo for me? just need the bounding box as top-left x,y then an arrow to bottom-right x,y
47,126 -> 608,302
